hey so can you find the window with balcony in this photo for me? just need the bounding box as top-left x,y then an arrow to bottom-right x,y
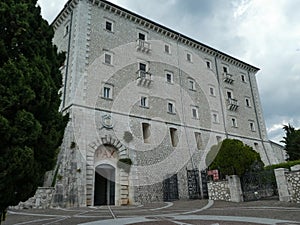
226,91 -> 238,111
137,62 -> 151,86
137,62 -> 150,79
223,66 -> 234,84
138,32 -> 146,40
137,32 -> 150,52
227,91 -> 232,99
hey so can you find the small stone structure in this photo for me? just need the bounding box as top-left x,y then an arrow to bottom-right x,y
275,165 -> 300,203
207,180 -> 230,201
207,175 -> 243,202
13,187 -> 55,209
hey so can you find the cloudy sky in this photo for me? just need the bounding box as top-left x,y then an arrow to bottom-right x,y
37,0 -> 300,144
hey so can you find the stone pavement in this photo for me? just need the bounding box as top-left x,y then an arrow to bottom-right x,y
3,199 -> 300,225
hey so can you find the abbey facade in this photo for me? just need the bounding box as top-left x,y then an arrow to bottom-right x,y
51,0 -> 285,207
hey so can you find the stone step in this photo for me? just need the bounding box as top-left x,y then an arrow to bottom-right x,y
120,189 -> 129,195
120,171 -> 129,177
120,180 -> 129,186
120,198 -> 128,205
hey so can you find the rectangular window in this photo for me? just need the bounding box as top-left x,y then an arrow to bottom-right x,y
227,91 -> 232,99
188,79 -> 196,90
223,66 -> 228,73
104,53 -> 112,65
64,24 -> 69,36
191,107 -> 198,119
245,98 -> 251,107
166,73 -> 172,83
241,74 -> 246,82
103,87 -> 110,99
138,62 -> 147,78
105,20 -> 113,31
103,83 -> 113,99
231,118 -> 237,127
170,128 -> 178,147
139,62 -> 146,71
212,112 -> 219,123
164,44 -> 170,54
142,123 -> 151,143
140,96 -> 148,107
250,122 -> 255,131
194,132 -> 202,150
209,87 -> 215,96
165,71 -> 173,83
206,61 -> 211,69
168,102 -> 175,114
187,53 -> 192,62
138,32 -> 146,40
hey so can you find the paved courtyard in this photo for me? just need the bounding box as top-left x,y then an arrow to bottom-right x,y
3,199 -> 300,225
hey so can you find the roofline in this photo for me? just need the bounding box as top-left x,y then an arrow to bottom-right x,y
52,0 -> 260,72
269,140 -> 284,148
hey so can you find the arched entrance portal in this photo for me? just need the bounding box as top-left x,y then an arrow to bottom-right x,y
94,164 -> 115,205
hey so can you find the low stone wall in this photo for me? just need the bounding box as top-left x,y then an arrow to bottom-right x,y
286,170 -> 300,203
207,180 -> 230,201
275,165 -> 300,203
13,187 -> 55,209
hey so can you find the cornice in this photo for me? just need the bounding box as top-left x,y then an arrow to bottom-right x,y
52,0 -> 79,29
53,0 -> 259,73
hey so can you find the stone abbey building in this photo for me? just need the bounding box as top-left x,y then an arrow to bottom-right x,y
51,0 -> 285,207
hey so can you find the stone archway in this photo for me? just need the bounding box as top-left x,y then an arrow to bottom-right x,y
86,135 -> 130,206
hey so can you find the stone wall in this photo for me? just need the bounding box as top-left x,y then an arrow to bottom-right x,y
207,180 -> 231,201
13,187 -> 55,209
207,175 -> 243,202
275,165 -> 300,203
286,170 -> 300,203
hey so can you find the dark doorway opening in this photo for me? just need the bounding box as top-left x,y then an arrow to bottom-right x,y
94,164 -> 115,205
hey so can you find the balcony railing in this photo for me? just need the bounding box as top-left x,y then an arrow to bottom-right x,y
227,98 -> 238,111
137,70 -> 152,86
136,39 -> 151,53
223,72 -> 234,84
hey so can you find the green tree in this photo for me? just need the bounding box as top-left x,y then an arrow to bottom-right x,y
209,139 -> 263,177
281,124 -> 300,161
0,0 -> 67,221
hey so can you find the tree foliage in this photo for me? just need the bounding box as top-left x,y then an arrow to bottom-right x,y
281,124 -> 300,161
209,139 -> 263,177
0,0 -> 68,219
